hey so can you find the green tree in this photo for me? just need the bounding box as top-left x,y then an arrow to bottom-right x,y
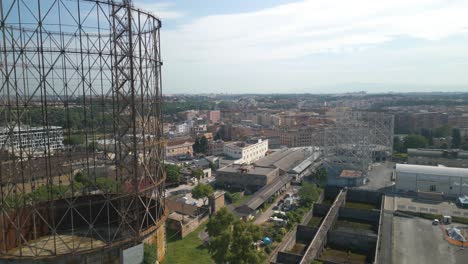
420,128 -> 434,145
74,171 -> 91,186
193,136 -> 209,154
200,136 -> 209,154
191,183 -> 214,206
207,207 -> 235,237
193,138 -> 201,154
403,134 -> 428,152
209,161 -> 217,171
95,177 -> 118,193
393,136 -> 404,153
206,207 -> 264,264
192,168 -> 205,181
229,220 -> 264,264
298,182 -> 321,207
433,125 -> 452,138
312,168 -> 327,187
165,164 -> 181,184
452,128 -> 461,148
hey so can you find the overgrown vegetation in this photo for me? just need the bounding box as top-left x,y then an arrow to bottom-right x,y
143,242 -> 158,264
310,167 -> 328,187
193,135 -> 209,154
165,164 -> 181,184
191,183 -> 214,206
163,224 -> 214,264
206,207 -> 265,264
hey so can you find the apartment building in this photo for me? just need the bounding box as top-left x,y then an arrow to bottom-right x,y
223,139 -> 268,164
0,126 -> 64,155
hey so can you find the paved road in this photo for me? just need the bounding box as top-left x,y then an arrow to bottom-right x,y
254,189 -> 291,224
392,216 -> 468,264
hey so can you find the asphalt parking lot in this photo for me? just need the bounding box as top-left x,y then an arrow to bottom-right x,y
359,161 -> 395,191
392,216 -> 468,264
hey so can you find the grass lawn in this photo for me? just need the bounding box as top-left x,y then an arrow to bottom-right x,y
344,201 -> 377,210
163,224 -> 214,264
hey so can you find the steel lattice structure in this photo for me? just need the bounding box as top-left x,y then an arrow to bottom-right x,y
313,111 -> 394,177
0,0 -> 166,260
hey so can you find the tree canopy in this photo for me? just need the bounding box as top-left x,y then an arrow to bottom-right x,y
402,134 -> 428,152
452,128 -> 461,148
206,207 -> 264,264
312,168 -> 327,187
298,182 -> 321,207
191,168 -> 204,180
193,135 -> 209,154
165,164 -> 181,184
191,183 -> 214,206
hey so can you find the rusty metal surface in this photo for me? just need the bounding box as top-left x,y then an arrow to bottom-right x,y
0,0 -> 165,258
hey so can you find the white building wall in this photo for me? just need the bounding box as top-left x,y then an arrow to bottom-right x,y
396,171 -> 468,196
0,126 -> 64,154
223,139 -> 268,164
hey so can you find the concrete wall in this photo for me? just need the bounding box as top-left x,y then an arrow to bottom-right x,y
324,186 -> 342,201
327,230 -> 377,255
166,199 -> 201,216
296,225 -> 317,244
338,207 -> 380,223
313,203 -> 331,217
271,198 -> 319,264
276,252 -> 303,264
300,189 -> 347,264
346,189 -> 382,207
182,216 -> 208,238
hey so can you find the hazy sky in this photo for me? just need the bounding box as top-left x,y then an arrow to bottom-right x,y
136,0 -> 468,94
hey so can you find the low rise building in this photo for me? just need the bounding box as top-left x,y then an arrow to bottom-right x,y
209,140 -> 225,156
395,164 -> 468,197
223,139 -> 268,164
165,137 -> 194,158
408,148 -> 468,168
216,164 -> 280,192
0,126 -> 64,156
208,110 -> 221,123
328,170 -> 365,187
175,123 -> 189,135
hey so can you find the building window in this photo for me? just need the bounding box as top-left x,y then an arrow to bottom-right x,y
430,185 -> 436,192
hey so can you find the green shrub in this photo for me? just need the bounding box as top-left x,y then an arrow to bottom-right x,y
143,242 -> 158,264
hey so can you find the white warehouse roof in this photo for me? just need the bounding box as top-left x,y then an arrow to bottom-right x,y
396,164 -> 468,178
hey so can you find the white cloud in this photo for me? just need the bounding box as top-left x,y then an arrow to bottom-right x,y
162,0 -> 468,64
135,2 -> 184,20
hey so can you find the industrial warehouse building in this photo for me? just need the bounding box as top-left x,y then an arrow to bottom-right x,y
407,148 -> 468,168
395,164 -> 468,197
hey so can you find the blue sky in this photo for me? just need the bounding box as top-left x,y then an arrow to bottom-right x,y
135,0 -> 468,94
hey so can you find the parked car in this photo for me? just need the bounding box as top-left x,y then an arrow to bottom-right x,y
432,219 -> 440,225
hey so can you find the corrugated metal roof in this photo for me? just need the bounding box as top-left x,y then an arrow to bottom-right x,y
408,148 -> 468,159
238,175 -> 292,211
396,164 -> 468,178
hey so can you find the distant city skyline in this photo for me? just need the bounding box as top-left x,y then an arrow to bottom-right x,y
136,0 -> 468,94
